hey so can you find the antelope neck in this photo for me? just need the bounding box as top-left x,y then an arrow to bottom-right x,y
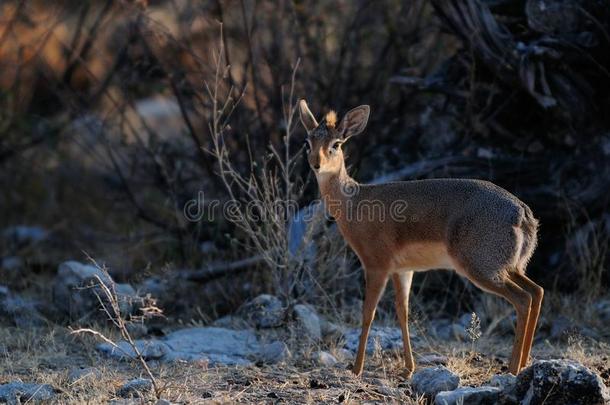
317,163 -> 358,219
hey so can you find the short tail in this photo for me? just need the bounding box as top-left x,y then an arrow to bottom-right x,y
518,203 -> 539,271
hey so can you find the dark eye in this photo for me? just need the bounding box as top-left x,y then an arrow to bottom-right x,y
304,141 -> 311,152
331,141 -> 341,151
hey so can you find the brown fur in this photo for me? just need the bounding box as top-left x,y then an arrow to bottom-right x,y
298,100 -> 544,378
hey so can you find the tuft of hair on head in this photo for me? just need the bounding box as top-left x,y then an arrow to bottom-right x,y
324,111 -> 337,128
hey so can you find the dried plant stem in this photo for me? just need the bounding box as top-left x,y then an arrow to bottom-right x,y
70,259 -> 163,399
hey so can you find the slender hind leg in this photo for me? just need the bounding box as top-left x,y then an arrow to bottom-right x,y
511,273 -> 544,369
493,278 -> 532,374
470,276 -> 532,375
353,271 -> 388,376
392,272 -> 415,378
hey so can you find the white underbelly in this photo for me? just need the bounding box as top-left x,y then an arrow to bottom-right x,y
391,242 -> 454,272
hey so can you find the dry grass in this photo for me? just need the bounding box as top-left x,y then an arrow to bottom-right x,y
0,331 -> 607,404
1,292 -> 608,405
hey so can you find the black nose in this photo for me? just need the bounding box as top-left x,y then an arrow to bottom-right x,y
313,164 -> 320,170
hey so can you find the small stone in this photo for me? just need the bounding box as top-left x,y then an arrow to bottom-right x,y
163,327 -> 259,359
489,373 -> 518,403
435,386 -> 501,405
259,341 -> 290,364
313,350 -> 338,367
488,373 -> 516,390
0,382 -> 56,403
238,294 -> 284,328
117,378 -> 153,398
68,367 -> 102,383
293,304 -> 322,341
411,366 -> 460,397
320,318 -> 344,340
53,261 -> 138,320
211,315 -> 248,329
335,349 -> 354,362
344,327 -> 406,354
97,339 -> 169,361
97,327 -> 262,367
418,354 -> 448,366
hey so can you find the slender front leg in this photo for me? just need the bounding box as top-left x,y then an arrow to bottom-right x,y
392,272 -> 415,378
353,270 -> 388,376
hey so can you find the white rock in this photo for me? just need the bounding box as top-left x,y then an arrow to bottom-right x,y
335,348 -> 354,362
344,326 -> 410,354
97,340 -> 170,360
53,261 -> 138,320
238,295 -> 284,328
418,354 -> 448,366
0,382 -> 56,403
211,315 -> 248,330
435,386 -> 501,405
411,366 -> 459,397
320,318 -> 344,340
293,304 -> 322,341
164,327 -> 259,357
488,373 -> 518,403
516,360 -> 610,405
313,350 -> 338,367
97,327 -> 261,367
259,341 -> 290,364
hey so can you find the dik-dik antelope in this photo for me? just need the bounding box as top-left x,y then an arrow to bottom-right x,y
298,100 -> 543,377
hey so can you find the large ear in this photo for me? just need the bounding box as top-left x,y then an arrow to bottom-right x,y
338,105 -> 370,140
299,99 -> 318,132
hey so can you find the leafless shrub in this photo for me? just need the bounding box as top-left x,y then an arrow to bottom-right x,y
202,30 -> 357,306
70,258 -> 164,399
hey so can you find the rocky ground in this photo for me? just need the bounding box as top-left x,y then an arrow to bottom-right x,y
0,259 -> 609,404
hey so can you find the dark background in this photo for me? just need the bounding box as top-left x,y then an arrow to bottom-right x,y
0,0 -> 608,324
